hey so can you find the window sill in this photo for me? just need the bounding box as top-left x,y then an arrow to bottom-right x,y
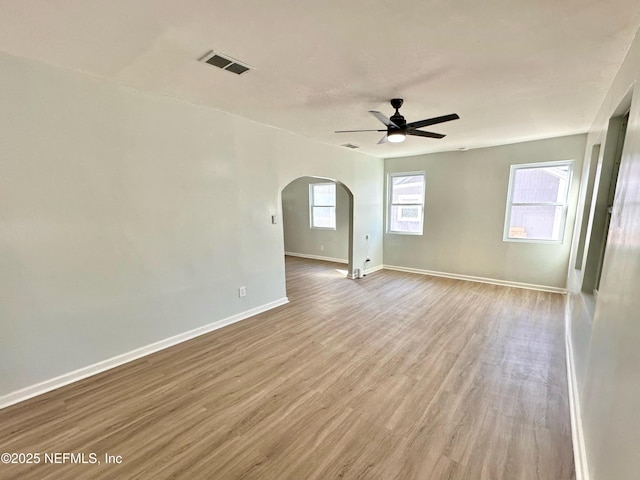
502,238 -> 564,245
387,231 -> 424,236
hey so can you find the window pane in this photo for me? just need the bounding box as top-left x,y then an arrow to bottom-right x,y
512,166 -> 569,204
390,205 -> 423,233
508,205 -> 564,240
312,183 -> 336,206
391,175 -> 424,204
397,205 -> 422,221
312,206 -> 336,228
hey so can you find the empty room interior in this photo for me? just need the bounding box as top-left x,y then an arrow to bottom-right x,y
2,2 -> 640,479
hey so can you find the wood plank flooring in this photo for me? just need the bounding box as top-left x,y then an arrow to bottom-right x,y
0,256 -> 575,479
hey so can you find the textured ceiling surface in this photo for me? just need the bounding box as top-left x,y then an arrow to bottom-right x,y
1,1 -> 639,157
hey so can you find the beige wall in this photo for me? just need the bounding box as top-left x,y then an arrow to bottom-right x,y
567,27 -> 640,480
384,134 -> 587,289
282,177 -> 349,262
0,52 -> 384,398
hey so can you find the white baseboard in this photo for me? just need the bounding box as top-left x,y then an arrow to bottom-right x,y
565,306 -> 590,480
284,252 -> 383,278
364,265 -> 384,275
0,297 -> 289,410
348,264 -> 384,280
285,252 -> 348,264
382,264 -> 566,294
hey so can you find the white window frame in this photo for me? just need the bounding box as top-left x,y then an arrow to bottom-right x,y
309,182 -> 336,230
503,160 -> 574,244
387,171 -> 426,235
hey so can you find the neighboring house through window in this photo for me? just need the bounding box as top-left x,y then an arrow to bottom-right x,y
387,172 -> 425,235
504,161 -> 573,242
310,182 -> 336,229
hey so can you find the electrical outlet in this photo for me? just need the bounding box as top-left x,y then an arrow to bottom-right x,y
238,286 -> 246,298
320,245 -> 324,251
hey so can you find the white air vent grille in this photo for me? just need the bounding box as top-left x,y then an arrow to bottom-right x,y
200,51 -> 251,75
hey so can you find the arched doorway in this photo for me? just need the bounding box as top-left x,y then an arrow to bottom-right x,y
280,176 -> 355,279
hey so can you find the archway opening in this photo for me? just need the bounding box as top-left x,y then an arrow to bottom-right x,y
280,176 -> 355,284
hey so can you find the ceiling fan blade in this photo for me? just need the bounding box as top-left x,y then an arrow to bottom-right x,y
407,130 -> 446,139
369,111 -> 399,127
377,135 -> 389,144
335,129 -> 387,133
405,113 -> 460,129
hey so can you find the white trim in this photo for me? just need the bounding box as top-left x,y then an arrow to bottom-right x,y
0,298 -> 289,410
565,304 -> 590,480
284,252 -> 348,264
365,265 -> 384,275
387,171 -> 426,235
309,182 -> 337,230
382,264 -> 567,294
350,264 -> 385,280
503,160 -> 574,243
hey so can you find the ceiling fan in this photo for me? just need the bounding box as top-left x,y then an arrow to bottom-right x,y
335,98 -> 459,144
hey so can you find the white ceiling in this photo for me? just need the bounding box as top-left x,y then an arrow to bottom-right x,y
1,1 -> 639,158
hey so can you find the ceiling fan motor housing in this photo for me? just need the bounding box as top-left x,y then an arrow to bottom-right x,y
390,114 -> 406,127
390,98 -> 406,127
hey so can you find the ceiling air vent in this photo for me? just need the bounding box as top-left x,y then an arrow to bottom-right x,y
200,51 -> 251,75
342,143 -> 360,149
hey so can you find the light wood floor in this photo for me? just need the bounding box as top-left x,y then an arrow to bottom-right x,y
0,257 -> 575,479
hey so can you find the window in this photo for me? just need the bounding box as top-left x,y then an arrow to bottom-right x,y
504,161 -> 573,242
310,182 -> 336,229
388,172 -> 425,234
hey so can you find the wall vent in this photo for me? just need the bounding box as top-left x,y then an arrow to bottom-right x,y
200,51 -> 251,75
342,143 -> 360,149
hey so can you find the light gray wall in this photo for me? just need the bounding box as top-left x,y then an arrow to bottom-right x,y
384,134 -> 587,289
567,27 -> 640,480
282,177 -> 349,262
0,51 -> 384,397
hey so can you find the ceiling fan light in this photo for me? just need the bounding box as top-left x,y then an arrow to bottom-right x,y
387,132 -> 406,143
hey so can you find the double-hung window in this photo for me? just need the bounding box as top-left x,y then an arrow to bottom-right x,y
504,161 -> 573,242
310,182 -> 336,229
387,172 -> 425,234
